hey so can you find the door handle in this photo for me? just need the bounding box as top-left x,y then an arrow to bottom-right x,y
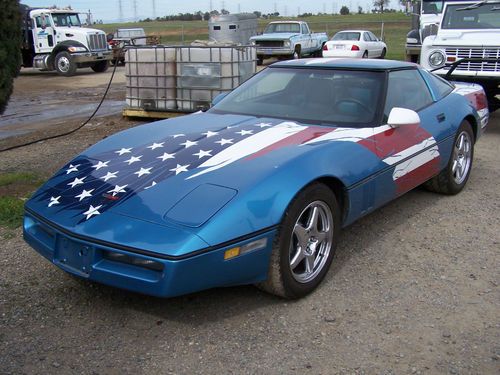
436,113 -> 446,123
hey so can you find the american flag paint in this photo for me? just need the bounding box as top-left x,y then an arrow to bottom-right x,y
33,119 -> 441,223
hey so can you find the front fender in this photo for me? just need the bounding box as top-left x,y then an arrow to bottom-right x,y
192,140 -> 381,247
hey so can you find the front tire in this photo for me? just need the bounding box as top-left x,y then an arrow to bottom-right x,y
292,46 -> 301,60
91,60 -> 109,73
380,48 -> 386,59
424,121 -> 474,195
257,183 -> 340,299
55,51 -> 76,76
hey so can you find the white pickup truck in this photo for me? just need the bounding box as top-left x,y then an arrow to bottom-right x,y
250,21 -> 328,65
420,0 -> 500,110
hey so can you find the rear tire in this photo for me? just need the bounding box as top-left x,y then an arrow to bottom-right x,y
91,60 -> 109,73
55,51 -> 77,76
362,51 -> 368,58
257,56 -> 263,66
256,183 -> 340,299
424,121 -> 474,195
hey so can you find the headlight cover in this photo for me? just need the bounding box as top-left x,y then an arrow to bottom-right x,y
68,46 -> 87,53
284,40 -> 291,48
429,50 -> 445,67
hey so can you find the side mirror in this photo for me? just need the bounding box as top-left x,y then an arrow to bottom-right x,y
211,92 -> 229,106
387,107 -> 420,128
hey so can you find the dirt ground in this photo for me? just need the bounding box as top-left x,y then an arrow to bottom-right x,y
0,67 -> 499,374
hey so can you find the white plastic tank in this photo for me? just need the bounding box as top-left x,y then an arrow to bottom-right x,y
125,47 -> 177,111
176,45 -> 256,111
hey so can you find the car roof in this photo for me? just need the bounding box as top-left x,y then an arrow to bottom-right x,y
271,58 -> 417,71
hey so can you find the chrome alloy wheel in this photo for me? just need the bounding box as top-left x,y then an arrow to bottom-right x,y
57,56 -> 71,73
452,130 -> 472,185
289,201 -> 334,283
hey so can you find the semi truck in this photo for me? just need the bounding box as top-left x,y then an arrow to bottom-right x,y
20,4 -> 112,76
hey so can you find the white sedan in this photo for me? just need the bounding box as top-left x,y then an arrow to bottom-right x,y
322,30 -> 387,59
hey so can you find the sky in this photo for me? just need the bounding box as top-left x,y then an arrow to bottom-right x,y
23,0 -> 402,23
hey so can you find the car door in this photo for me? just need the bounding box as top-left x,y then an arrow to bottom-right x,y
368,32 -> 382,57
301,23 -> 312,53
361,32 -> 371,57
371,68 -> 450,204
32,13 -> 55,53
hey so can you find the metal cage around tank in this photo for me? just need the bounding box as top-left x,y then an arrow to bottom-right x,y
125,45 -> 257,113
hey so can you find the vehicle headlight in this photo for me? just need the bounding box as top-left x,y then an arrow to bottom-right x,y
68,46 -> 87,53
406,37 -> 418,44
429,51 -> 445,67
284,40 -> 291,48
250,40 -> 256,45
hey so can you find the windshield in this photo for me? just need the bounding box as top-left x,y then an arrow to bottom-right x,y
332,32 -> 361,41
422,0 -> 444,14
52,13 -> 81,27
210,68 -> 384,127
442,3 -> 500,29
264,23 -> 301,33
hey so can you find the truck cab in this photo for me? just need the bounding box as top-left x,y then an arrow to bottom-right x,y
420,0 -> 500,111
21,5 -> 112,76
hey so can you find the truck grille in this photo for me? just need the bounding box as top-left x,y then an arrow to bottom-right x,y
255,40 -> 284,48
87,33 -> 107,51
445,48 -> 500,72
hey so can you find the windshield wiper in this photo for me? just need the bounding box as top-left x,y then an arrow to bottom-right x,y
456,1 -> 487,11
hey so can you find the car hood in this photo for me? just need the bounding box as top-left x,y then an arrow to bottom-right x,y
251,33 -> 299,41
432,30 -> 500,46
26,113 -> 343,231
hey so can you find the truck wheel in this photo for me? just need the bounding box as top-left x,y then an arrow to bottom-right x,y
257,56 -> 263,66
55,51 -> 77,76
91,60 -> 109,73
292,46 -> 301,60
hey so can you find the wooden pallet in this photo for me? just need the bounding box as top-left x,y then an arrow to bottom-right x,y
122,108 -> 190,120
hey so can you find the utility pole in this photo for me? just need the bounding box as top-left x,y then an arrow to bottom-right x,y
210,0 -> 213,11
152,0 -> 156,19
133,0 -> 137,21
274,2 -> 277,13
221,1 -> 225,11
297,6 -> 300,16
238,3 -> 241,13
118,0 -> 123,22
323,3 -> 326,13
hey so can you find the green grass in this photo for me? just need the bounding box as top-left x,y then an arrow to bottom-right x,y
0,196 -> 26,229
0,172 -> 45,187
0,172 -> 46,229
97,13 -> 411,61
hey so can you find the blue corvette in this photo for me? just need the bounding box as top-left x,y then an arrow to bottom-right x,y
24,59 -> 489,298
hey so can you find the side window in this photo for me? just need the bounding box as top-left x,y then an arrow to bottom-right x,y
369,32 -> 378,41
363,33 -> 370,41
301,24 -> 309,34
35,16 -> 43,28
420,69 -> 454,100
213,25 -> 221,31
384,69 -> 434,119
229,24 -> 236,30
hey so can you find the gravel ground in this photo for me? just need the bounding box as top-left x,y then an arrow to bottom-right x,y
0,70 -> 499,374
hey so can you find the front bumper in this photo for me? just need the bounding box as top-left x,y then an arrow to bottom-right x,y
23,211 -> 275,298
71,50 -> 113,63
256,47 -> 294,57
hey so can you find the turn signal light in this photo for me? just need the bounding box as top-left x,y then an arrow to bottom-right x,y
447,56 -> 456,62
351,45 -> 360,51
